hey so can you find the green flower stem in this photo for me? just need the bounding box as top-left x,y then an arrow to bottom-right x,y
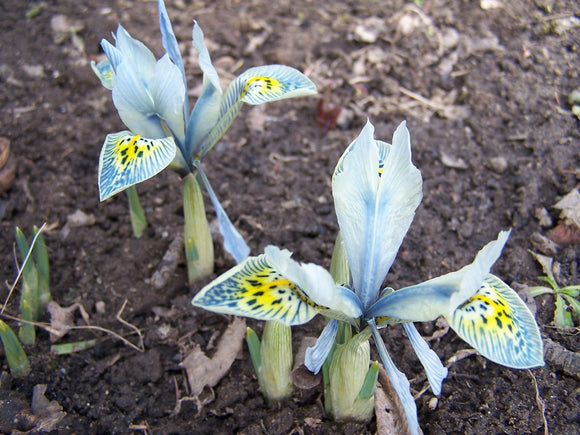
183,173 -> 214,284
255,320 -> 293,402
327,328 -> 375,422
126,185 -> 148,239
0,320 -> 30,377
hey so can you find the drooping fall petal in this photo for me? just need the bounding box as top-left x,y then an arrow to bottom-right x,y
447,274 -> 544,368
194,65 -> 317,159
98,131 -> 177,201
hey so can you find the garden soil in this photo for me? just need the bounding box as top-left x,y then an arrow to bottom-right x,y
1,0 -> 579,434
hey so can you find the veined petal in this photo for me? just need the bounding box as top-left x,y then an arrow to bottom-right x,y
195,65 -> 317,158
332,286 -> 364,321
265,246 -> 361,319
191,252 -> 320,325
366,230 -> 511,322
447,274 -> 544,368
100,39 -> 123,71
369,319 -> 419,435
402,323 -> 447,395
195,162 -> 250,264
150,54 -> 186,145
112,60 -> 167,139
114,25 -> 156,79
304,319 -> 340,374
333,120 -> 422,308
236,65 -> 317,105
98,131 -> 176,201
192,20 -> 221,94
157,0 -> 188,116
90,58 -> 114,90
186,21 -> 223,159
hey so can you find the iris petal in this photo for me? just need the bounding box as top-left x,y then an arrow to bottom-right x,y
186,21 -> 223,159
333,121 -> 422,308
194,162 -> 250,264
366,230 -> 511,322
304,319 -> 340,374
195,65 -> 317,158
192,252 -> 320,325
98,131 -> 176,201
369,319 -> 419,435
402,323 -> 447,395
447,274 -> 544,369
157,0 -> 188,117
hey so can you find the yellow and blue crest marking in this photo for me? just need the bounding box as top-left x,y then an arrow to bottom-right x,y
98,131 -> 176,201
193,254 -> 322,326
448,274 -> 544,368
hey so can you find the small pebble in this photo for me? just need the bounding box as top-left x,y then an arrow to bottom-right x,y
95,301 -> 106,314
428,396 -> 438,410
534,207 -> 553,227
489,156 -> 508,173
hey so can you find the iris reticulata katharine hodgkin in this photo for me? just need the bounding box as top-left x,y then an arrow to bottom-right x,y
91,0 -> 317,281
192,120 -> 544,433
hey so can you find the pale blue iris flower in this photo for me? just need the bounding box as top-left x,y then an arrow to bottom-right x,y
92,0 -> 317,263
192,120 -> 543,433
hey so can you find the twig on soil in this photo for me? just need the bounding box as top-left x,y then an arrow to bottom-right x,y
542,336 -> 580,379
128,421 -> 150,434
115,299 -> 144,352
399,87 -> 470,120
527,369 -> 549,435
170,375 -> 215,417
445,348 -> 480,366
2,222 -> 47,315
0,300 -> 145,353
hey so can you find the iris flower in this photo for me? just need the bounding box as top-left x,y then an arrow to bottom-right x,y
92,0 -> 317,279
192,120 -> 544,433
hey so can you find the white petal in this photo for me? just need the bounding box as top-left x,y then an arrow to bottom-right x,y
304,319 -> 339,374
366,230 -> 511,321
186,22 -> 223,160
265,247 -> 360,318
100,39 -> 123,71
151,55 -> 186,144
403,323 -> 447,395
332,120 -> 422,308
112,61 -> 166,139
114,25 -> 156,80
192,21 -> 221,94
369,320 -> 420,435
196,163 -> 250,263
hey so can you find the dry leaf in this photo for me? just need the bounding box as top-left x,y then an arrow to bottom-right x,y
291,336 -> 320,390
553,188 -> 580,228
31,384 -> 66,431
530,232 -> 558,256
528,251 -> 555,281
182,316 -> 246,397
46,301 -> 89,342
376,367 -> 416,435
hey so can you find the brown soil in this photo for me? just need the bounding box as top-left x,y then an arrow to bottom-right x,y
1,0 -> 579,434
